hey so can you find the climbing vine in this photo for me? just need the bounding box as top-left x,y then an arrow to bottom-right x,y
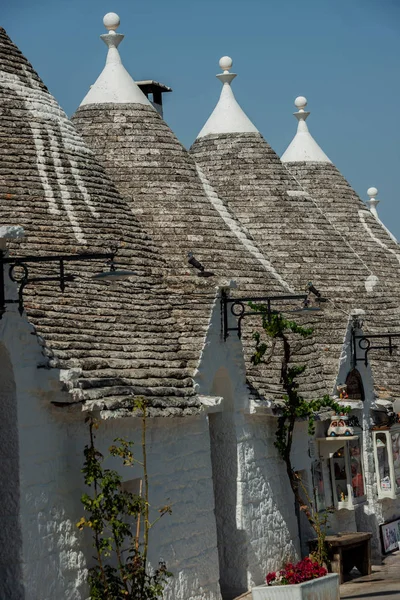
77,397 -> 172,599
250,303 -> 349,565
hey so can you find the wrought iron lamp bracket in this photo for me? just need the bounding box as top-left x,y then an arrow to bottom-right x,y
221,292 -> 311,340
352,331 -> 400,367
0,250 -> 116,319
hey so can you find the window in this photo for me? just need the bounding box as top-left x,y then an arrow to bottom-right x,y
312,460 -> 326,512
391,432 -> 400,492
375,433 -> 392,493
332,446 -> 348,504
373,428 -> 400,499
345,369 -> 365,401
329,437 -> 366,509
349,438 -> 365,498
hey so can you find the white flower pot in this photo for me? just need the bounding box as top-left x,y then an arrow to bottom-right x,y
252,573 -> 339,600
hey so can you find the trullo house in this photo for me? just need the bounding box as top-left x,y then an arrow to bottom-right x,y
190,55 -> 400,561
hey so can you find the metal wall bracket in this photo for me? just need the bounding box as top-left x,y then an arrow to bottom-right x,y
0,250 -> 116,319
221,292 -> 313,340
352,331 -> 400,367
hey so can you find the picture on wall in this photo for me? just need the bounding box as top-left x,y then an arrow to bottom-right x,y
380,518 -> 400,554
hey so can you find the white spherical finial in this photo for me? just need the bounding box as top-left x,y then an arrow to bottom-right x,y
219,56 -> 233,72
367,187 -> 378,199
103,12 -> 120,32
294,96 -> 307,110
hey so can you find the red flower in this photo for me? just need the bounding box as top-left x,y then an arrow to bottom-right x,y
266,557 -> 327,586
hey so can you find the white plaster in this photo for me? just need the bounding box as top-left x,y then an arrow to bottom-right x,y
80,15 -> 152,107
286,190 -> 308,197
198,395 -> 224,412
0,69 -> 99,236
248,398 -> 275,415
196,57 -> 259,139
45,126 -> 86,243
0,225 -> 24,240
31,128 -> 60,216
196,165 -> 294,292
0,226 -> 25,251
365,274 -> 379,292
195,298 -> 300,596
68,158 -> 99,218
281,97 -> 331,163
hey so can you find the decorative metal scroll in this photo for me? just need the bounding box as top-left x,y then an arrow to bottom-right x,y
0,249 -> 116,318
221,292 -> 312,340
352,332 -> 400,367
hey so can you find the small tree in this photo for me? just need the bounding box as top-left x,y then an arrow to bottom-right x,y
250,304 -> 349,565
77,397 -> 172,599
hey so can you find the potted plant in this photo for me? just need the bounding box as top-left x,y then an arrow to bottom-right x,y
252,557 -> 339,600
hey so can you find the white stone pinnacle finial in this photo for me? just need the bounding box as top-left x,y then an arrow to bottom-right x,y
219,56 -> 233,73
217,56 -> 236,85
365,187 -> 397,242
281,95 -> 331,163
103,12 -> 120,34
295,96 -> 307,111
79,11 -> 152,107
196,54 -> 258,138
366,187 -> 380,218
294,96 -> 310,124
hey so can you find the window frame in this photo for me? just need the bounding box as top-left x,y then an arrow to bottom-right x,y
327,434 -> 366,510
373,426 -> 400,500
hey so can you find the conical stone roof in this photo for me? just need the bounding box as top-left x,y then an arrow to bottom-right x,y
282,97 -> 400,397
191,60 -> 400,398
281,96 -> 331,163
0,25 -> 202,416
282,97 -> 400,278
73,20 -> 329,403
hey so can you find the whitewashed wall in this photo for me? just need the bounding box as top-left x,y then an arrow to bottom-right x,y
196,297 -> 300,597
0,340 -> 24,599
0,297 -> 222,600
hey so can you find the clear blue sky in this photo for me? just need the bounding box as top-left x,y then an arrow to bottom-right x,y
3,0 -> 400,236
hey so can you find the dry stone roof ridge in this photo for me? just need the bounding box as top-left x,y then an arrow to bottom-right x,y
190,131 -> 400,398
0,26 -> 203,415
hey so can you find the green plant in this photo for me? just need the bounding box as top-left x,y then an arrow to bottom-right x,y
77,397 -> 172,599
250,305 -> 349,565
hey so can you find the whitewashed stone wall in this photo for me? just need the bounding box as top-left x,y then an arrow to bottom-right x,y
196,297 -> 300,597
0,293 -> 221,599
67,416 -> 221,600
0,341 -> 24,599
